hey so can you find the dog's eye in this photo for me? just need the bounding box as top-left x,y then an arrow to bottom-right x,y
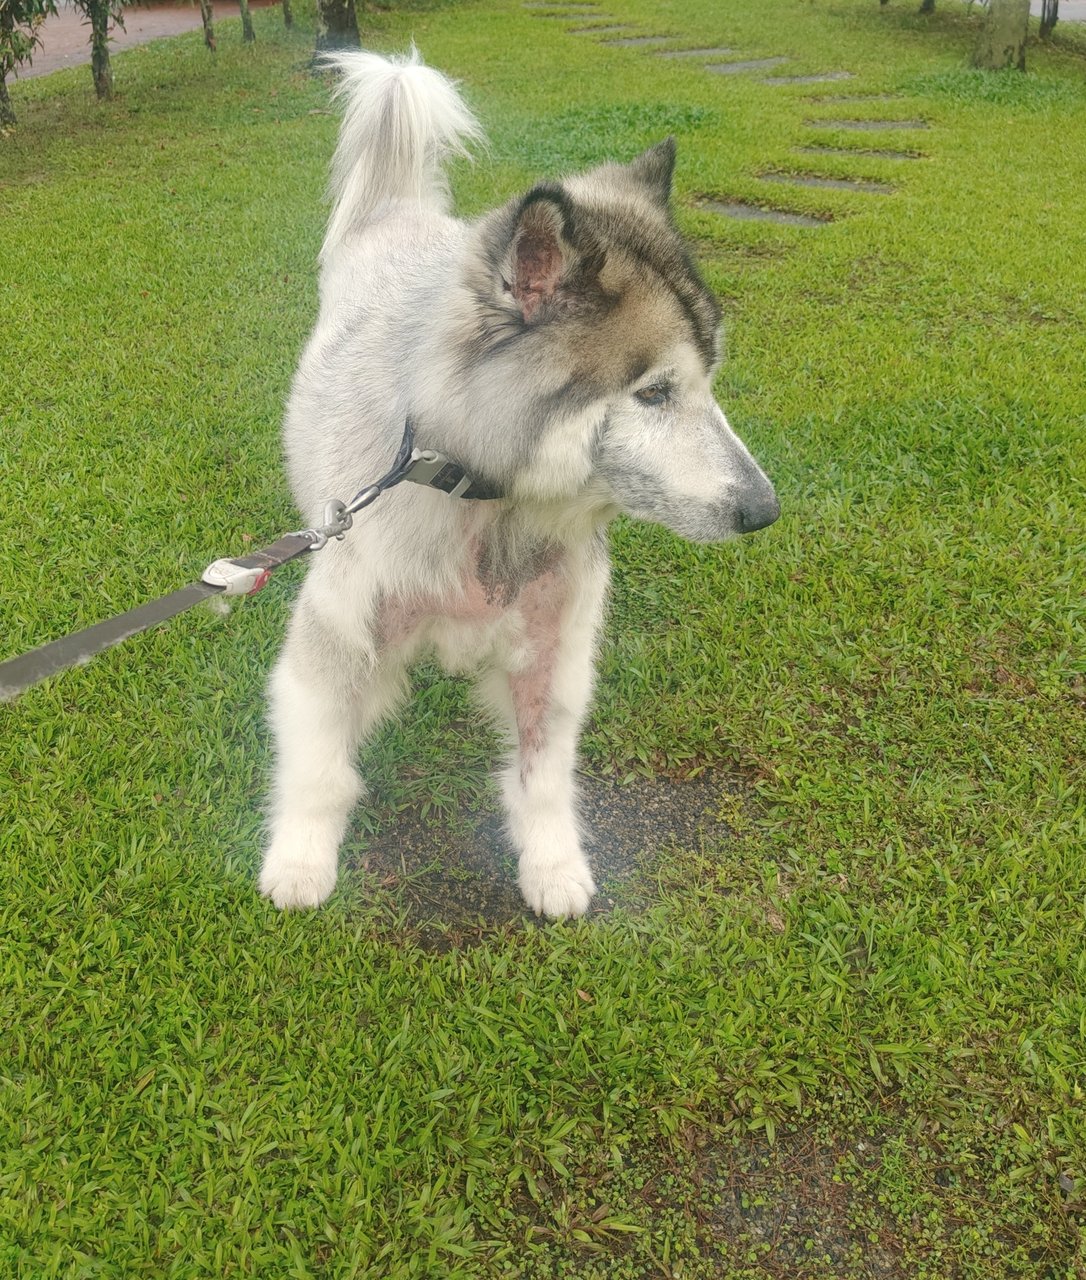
635,384 -> 670,407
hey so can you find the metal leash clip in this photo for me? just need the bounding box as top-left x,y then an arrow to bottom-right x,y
291,498 -> 355,552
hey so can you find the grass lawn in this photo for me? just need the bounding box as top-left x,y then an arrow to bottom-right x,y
2,0 -> 1085,1274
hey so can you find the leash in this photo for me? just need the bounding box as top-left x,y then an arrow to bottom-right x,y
0,419 -> 499,704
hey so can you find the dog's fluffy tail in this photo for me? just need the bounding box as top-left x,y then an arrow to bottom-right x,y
319,47 -> 484,260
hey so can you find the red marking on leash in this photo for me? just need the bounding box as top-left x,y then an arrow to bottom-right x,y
248,569 -> 272,595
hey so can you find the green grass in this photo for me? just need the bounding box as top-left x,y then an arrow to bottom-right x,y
2,1 -> 1086,1274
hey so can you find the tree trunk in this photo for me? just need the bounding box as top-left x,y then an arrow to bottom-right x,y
972,0 -> 1030,70
315,0 -> 358,53
1039,0 -> 1059,38
88,0 -> 113,99
919,0 -> 935,13
238,0 -> 255,42
0,73 -> 15,128
198,0 -> 216,50
282,0 -> 293,28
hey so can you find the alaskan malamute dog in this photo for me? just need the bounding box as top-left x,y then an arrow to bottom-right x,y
260,50 -> 779,919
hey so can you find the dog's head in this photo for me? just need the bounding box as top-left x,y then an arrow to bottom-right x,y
463,137 -> 778,542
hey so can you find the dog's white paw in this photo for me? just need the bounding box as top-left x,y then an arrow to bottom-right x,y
259,851 -> 337,911
519,858 -> 595,920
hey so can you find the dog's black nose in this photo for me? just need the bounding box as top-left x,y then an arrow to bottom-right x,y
739,490 -> 780,534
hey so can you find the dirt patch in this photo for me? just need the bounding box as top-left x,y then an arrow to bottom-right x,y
693,1130 -> 906,1273
347,771 -> 742,948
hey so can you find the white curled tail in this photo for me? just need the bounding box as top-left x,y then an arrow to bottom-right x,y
319,47 -> 484,259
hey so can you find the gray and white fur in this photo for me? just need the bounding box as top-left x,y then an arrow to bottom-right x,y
260,48 -> 779,919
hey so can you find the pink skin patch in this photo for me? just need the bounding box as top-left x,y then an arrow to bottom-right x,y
508,569 -> 566,779
376,559 -> 569,777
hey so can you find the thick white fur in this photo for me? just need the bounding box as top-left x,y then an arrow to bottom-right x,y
320,46 -> 484,262
260,50 -> 776,919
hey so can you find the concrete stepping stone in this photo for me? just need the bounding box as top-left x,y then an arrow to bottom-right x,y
805,93 -> 901,102
599,34 -> 674,47
570,24 -> 637,35
760,172 -> 895,195
798,144 -> 922,160
655,46 -> 736,59
807,118 -> 928,130
763,71 -> 854,85
700,199 -> 830,228
707,57 -> 789,74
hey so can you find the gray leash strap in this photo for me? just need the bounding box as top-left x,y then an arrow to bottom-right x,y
0,581 -> 227,704
0,419 -> 500,704
0,530 -> 321,705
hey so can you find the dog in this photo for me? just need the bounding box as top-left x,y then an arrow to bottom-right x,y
258,49 -> 779,919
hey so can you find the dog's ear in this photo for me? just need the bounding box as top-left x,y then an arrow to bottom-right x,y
504,186 -> 604,323
628,136 -> 676,208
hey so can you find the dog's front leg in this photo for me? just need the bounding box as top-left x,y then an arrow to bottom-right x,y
486,565 -> 607,919
260,602 -> 404,910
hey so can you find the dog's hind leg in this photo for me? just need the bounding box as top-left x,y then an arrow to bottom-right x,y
481,560 -> 608,919
260,602 -> 405,910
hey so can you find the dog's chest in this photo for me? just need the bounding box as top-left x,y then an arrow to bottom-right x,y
376,536 -> 566,673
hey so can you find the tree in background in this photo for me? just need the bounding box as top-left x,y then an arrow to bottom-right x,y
70,0 -> 125,99
197,0 -> 216,51
972,0 -> 1030,69
238,0 -> 254,43
1039,0 -> 1059,38
0,0 -> 57,125
316,0 -> 358,53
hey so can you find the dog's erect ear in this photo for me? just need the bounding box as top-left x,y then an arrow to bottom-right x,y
505,186 -> 604,323
628,136 -> 676,208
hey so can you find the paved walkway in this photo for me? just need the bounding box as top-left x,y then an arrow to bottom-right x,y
1031,0 -> 1086,18
20,0 -> 276,80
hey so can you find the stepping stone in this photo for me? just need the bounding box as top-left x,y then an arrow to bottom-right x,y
763,72 -> 854,85
599,35 -> 674,47
807,118 -> 928,130
797,144 -> 922,160
570,24 -> 637,34
760,172 -> 895,194
706,58 -> 789,74
700,199 -> 829,228
655,46 -> 736,58
805,93 -> 901,102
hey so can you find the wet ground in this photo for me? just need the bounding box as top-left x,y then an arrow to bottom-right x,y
350,770 -> 742,949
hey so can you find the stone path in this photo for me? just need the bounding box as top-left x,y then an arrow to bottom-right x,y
524,0 -> 936,229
